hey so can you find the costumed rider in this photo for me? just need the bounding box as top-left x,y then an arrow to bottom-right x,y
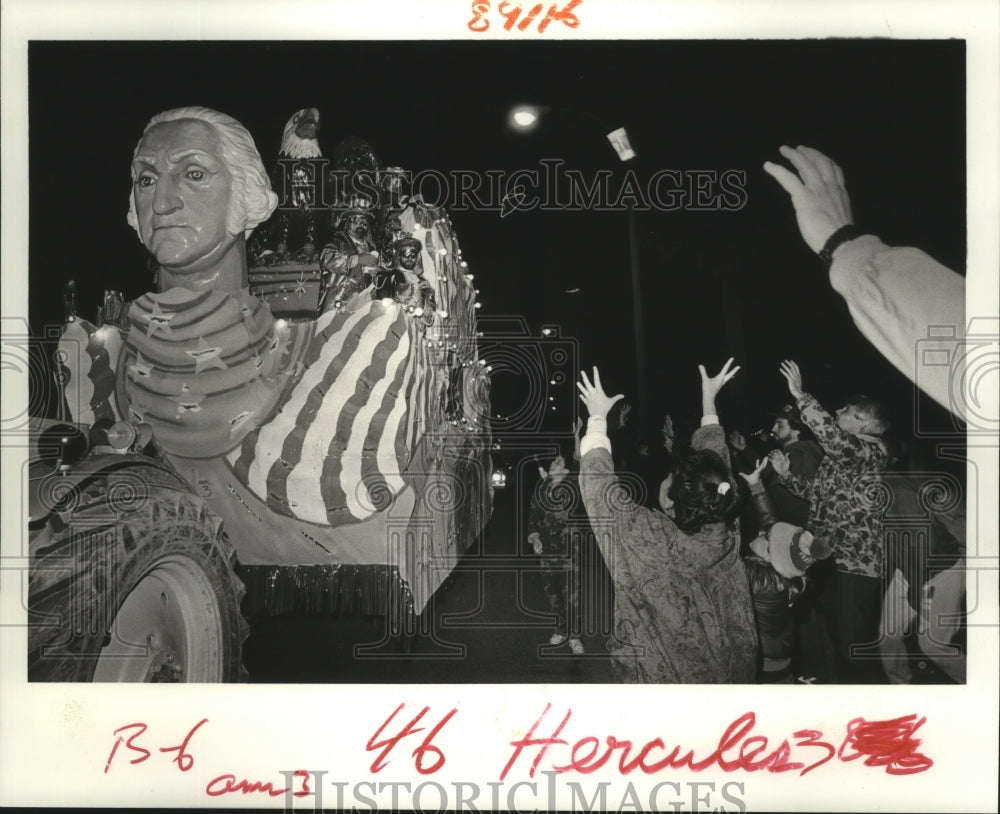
372,236 -> 437,324
379,210 -> 406,263
739,457 -> 832,683
318,199 -> 380,312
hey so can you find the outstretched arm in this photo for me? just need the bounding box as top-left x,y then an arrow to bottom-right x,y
765,145 -> 966,419
577,367 -> 625,425
576,368 -> 632,481
699,357 -> 741,419
778,359 -> 866,458
576,368 -> 641,567
763,145 -> 853,254
691,358 -> 740,468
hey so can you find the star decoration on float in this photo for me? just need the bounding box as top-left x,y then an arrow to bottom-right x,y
228,409 -> 257,438
293,273 -> 309,297
186,337 -> 229,373
172,391 -> 206,418
128,352 -> 153,379
144,301 -> 176,337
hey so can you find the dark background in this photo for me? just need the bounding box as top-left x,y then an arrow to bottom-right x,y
28,39 -> 966,444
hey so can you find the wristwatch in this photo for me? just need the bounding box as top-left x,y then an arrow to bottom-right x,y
818,225 -> 864,267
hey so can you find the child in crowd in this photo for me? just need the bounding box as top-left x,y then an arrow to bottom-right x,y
576,361 -> 757,683
739,457 -> 833,682
528,453 -> 585,654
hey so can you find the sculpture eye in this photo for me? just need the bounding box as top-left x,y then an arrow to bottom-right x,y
186,168 -> 206,182
137,174 -> 156,188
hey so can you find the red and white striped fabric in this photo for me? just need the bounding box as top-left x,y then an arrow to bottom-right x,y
55,203 -> 488,534
227,298 -> 418,525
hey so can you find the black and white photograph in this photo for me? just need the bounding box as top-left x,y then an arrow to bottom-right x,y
2,1 -> 997,811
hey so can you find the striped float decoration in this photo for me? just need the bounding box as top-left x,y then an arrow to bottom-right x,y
227,298 -> 416,525
53,201 -> 490,542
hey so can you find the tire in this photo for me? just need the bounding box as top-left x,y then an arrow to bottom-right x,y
28,467 -> 248,682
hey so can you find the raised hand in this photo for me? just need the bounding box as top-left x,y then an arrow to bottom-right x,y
699,357 -> 740,417
763,145 -> 854,254
738,457 -> 769,487
577,367 -> 625,420
618,402 -> 632,429
769,449 -> 791,477
779,359 -> 804,399
699,357 -> 741,400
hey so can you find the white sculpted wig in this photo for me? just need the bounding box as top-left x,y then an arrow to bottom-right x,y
127,106 -> 278,239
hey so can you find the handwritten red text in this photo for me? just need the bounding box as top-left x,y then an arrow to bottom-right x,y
205,768 -> 312,798
468,0 -> 582,34
501,706 -> 932,780
104,718 -> 207,774
367,703 -> 458,775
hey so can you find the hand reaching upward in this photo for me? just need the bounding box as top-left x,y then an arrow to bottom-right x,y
763,145 -> 854,254
699,357 -> 740,416
779,360 -> 804,400
617,403 -> 632,429
738,457 -> 769,487
769,449 -> 791,477
577,367 -> 624,420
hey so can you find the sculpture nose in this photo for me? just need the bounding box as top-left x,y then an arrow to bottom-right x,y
152,174 -> 182,215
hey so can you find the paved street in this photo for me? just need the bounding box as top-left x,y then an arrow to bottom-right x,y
242,486 -> 618,683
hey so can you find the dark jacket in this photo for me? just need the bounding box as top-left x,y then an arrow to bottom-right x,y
764,437 -> 823,527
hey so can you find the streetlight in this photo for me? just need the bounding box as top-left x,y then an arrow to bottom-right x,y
509,104 -> 647,436
509,105 -> 544,130
510,105 -> 637,162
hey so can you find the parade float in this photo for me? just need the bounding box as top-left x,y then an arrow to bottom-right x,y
27,107 -> 494,681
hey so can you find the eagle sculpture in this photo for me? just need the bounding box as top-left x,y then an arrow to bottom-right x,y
250,107 -> 326,265
248,107 -> 328,319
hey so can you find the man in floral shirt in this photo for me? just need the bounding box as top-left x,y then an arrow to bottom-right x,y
770,360 -> 890,683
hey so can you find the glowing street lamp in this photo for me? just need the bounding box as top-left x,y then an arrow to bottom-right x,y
509,105 -> 548,130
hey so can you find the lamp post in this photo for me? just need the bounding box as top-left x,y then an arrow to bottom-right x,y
510,105 -> 647,437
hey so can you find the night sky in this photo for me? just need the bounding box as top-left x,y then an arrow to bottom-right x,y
28,39 -> 966,444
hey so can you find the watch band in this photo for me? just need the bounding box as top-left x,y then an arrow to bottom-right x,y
818,224 -> 864,267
